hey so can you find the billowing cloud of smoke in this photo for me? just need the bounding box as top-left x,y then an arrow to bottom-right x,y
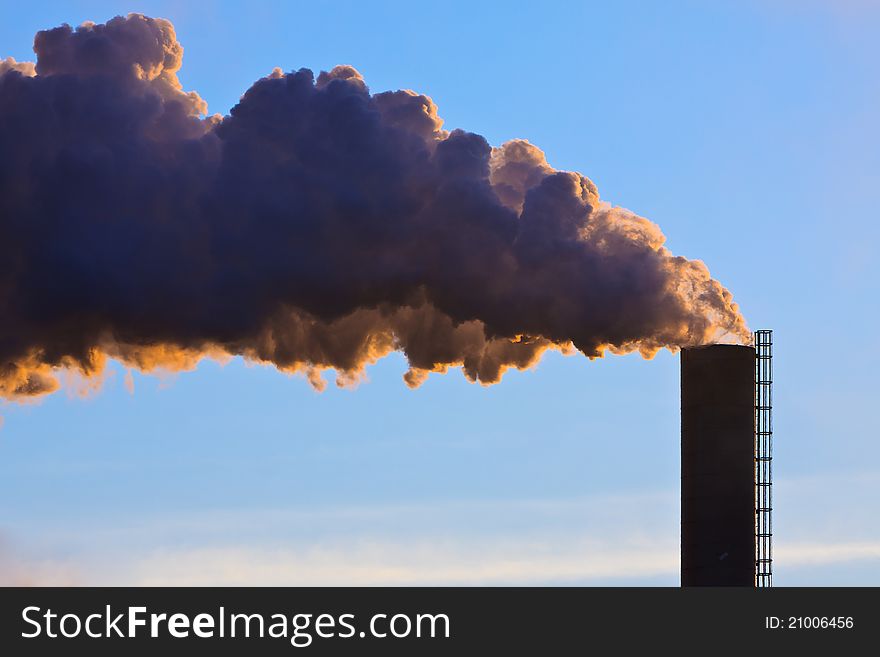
0,14 -> 749,400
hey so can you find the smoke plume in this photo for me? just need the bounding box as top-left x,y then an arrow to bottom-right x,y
0,14 -> 748,400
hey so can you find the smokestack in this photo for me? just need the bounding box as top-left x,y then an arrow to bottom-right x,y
680,344 -> 755,586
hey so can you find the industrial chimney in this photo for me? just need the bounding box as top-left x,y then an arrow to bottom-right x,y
680,332 -> 773,587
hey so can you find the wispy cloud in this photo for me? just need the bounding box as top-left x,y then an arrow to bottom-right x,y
5,490 -> 681,586
9,534 -> 879,586
776,541 -> 880,567
4,475 -> 880,586
0,538 -> 81,586
129,536 -> 679,586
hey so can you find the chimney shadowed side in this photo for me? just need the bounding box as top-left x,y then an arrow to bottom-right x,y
681,344 -> 755,587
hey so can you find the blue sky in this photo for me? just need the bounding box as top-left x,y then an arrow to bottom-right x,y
1,0 -> 879,584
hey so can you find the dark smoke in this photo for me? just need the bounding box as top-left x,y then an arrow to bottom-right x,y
0,14 -> 748,400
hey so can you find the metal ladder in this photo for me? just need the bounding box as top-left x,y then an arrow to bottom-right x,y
754,329 -> 773,587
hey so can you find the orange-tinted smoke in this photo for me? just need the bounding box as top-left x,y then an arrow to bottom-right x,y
0,14 -> 749,401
